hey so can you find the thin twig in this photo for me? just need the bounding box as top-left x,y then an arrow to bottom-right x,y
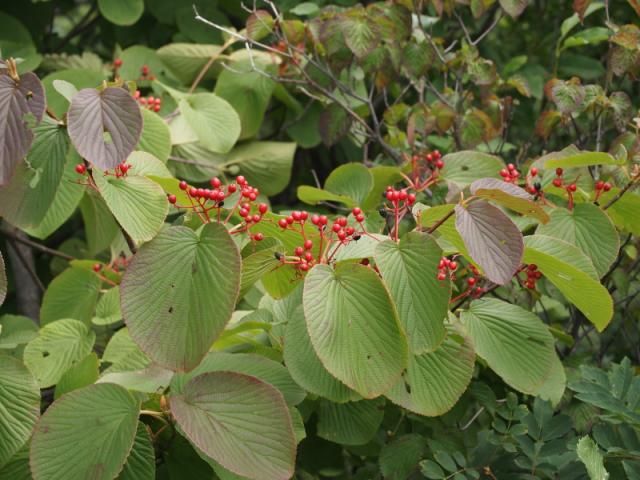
603,177 -> 640,210
0,227 -> 75,261
8,239 -> 45,292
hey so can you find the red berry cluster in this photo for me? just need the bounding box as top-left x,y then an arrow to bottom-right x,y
173,175 -> 267,233
134,90 -> 162,112
139,64 -> 156,81
408,149 -> 444,191
522,264 -> 542,290
437,257 -> 457,280
385,186 -> 417,206
414,150 -> 444,170
499,163 -> 520,183
113,163 -> 132,178
594,179 -> 612,201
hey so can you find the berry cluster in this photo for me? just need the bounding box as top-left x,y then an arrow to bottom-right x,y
594,179 -> 612,201
173,175 -> 267,234
384,186 -> 416,240
276,207 -> 367,272
499,163 -> 521,184
139,64 -> 156,81
437,257 -> 458,280
134,90 -> 162,112
522,264 -> 542,290
408,149 -> 444,191
75,162 -> 131,178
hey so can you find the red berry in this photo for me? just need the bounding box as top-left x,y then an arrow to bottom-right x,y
168,194 -> 177,204
286,216 -> 294,224
254,233 -> 264,241
292,211 -> 302,221
352,207 -> 362,216
528,264 -> 538,271
236,175 -> 247,185
141,65 -> 150,75
507,163 -> 515,171
426,153 -> 434,162
294,247 -> 304,256
438,259 -> 446,269
305,252 -> 314,262
299,263 -> 309,272
301,211 -> 309,221
189,187 -> 198,197
179,180 -> 188,190
500,169 -> 509,178
603,182 -> 612,192
278,219 -> 288,229
319,215 -> 328,225
197,188 -> 206,198
435,159 -> 444,169
535,271 -> 542,279
530,167 -> 538,177
258,203 -> 268,214
386,191 -> 394,201
114,58 -> 122,68
467,277 -> 477,286
552,178 -> 563,188
304,239 -> 313,250
332,223 -> 341,233
433,150 -> 441,158
568,183 -> 577,192
526,280 -> 536,289
345,226 -> 355,236
239,208 -> 249,217
337,217 -> 347,227
210,177 -> 222,188
252,214 -> 261,223
398,191 -> 408,201
407,193 -> 416,204
437,272 -> 447,281
555,168 -> 563,176
449,261 -> 458,271
595,180 -> 604,190
227,184 -> 237,193
311,214 -> 320,225
337,231 -> 347,241
75,164 -> 86,174
92,263 -> 102,272
355,214 -> 365,223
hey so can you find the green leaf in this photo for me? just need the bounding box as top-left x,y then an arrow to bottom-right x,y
324,163 -> 374,206
0,254 -> 5,308
523,235 -> 612,330
23,149 -> 86,239
54,353 -> 99,399
79,190 -> 119,255
375,232 -> 450,353
562,27 -> 611,51
421,459 -> 445,479
536,353 -> 567,407
40,266 -> 102,326
0,355 -> 40,468
0,442 -> 30,480
92,287 -> 122,326
379,434 -> 425,480
0,12 -> 41,73
137,109 -> 171,163
297,186 -> 356,208
599,189 -> 640,235
171,352 -> 306,406
0,118 -> 71,229
93,169 -> 168,245
179,93 -> 241,154
119,423 -> 156,480
170,371 -> 296,480
440,151 -> 504,187
223,142 -> 295,196
67,87 -> 143,171
470,178 -> 550,223
303,263 -> 407,398
544,151 -> 622,169
98,364 -> 174,394
41,69 -> 106,118
455,200 -> 524,285
98,0 -> 144,25
461,299 -> 556,395
121,223 -> 241,371
283,306 -> 360,403
577,436 -> 609,480
157,43 -> 224,86
30,384 -> 140,480
386,325 -> 475,416
215,60 -> 276,139
24,319 -> 96,388
0,315 -> 37,349
536,204 -> 619,277
317,398 -> 384,446
102,328 -> 150,374
343,14 -> 379,58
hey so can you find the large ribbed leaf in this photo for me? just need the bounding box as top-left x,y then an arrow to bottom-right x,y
461,299 -> 556,394
79,190 -> 119,255
536,204 -> 619,277
93,169 -> 168,244
119,422 -> 155,480
0,442 -> 30,480
102,328 -> 150,374
374,232 -> 450,353
170,371 -> 296,480
30,383 -> 140,480
0,118 -> 70,229
179,93 -> 241,154
523,235 -> 613,331
157,43 -> 224,85
386,326 -> 475,416
137,109 -> 171,163
303,263 -> 407,398
317,398 -> 384,446
440,151 -> 503,187
470,178 -> 549,223
54,353 -> 99,399
121,223 -> 241,371
0,253 -> 5,307
0,356 -> 39,468
171,352 -> 306,406
455,200 -> 524,285
24,319 -> 95,388
40,267 -> 102,326
324,163 -> 373,206
283,306 -> 360,403
98,0 -> 144,25
67,87 -> 142,170
0,71 -> 45,185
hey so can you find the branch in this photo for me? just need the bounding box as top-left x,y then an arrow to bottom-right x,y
602,176 -> 640,210
0,227 -> 75,261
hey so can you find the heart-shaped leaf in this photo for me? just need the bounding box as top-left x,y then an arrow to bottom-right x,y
40,267 -> 102,326
317,398 -> 384,446
455,200 -> 524,285
0,355 -> 40,468
119,422 -> 156,480
121,223 -> 241,371
67,87 -> 143,170
303,263 -> 407,398
375,232 -> 450,354
170,371 -> 296,480
0,71 -> 46,184
30,383 -> 140,480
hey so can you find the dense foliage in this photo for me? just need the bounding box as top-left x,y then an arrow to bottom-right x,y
1,0 -> 640,479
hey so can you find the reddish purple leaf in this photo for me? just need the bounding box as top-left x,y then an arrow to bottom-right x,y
0,71 -> 45,185
67,87 -> 143,171
455,200 -> 524,285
